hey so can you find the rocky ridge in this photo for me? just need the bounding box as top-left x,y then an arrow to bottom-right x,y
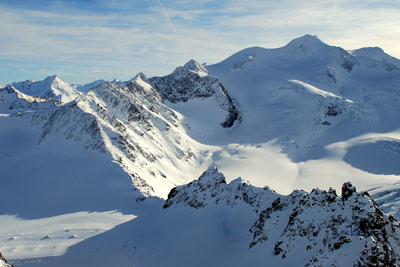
164,167 -> 400,266
0,85 -> 60,114
28,75 -> 201,197
150,59 -> 239,128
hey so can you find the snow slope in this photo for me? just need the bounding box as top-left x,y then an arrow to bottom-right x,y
73,79 -> 105,93
16,168 -> 400,267
201,34 -> 400,195
0,109 -> 138,262
11,75 -> 81,103
0,73 -> 214,264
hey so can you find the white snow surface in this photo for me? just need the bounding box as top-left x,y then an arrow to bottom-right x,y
1,34 -> 400,266
10,168 -> 400,267
73,79 -> 105,93
11,75 -> 80,103
0,211 -> 135,260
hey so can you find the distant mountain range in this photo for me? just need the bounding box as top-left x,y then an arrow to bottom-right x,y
1,35 -> 399,266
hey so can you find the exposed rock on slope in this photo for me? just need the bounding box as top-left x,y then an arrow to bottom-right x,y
0,259 -> 13,267
164,167 -> 400,266
0,85 -> 59,114
286,80 -> 376,126
29,77 -> 202,197
150,59 -> 239,128
0,252 -> 13,267
163,166 -> 278,211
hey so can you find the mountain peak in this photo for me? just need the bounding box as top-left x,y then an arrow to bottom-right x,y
134,72 -> 149,83
289,34 -> 322,44
43,75 -> 69,87
11,75 -> 80,103
197,166 -> 226,183
44,75 -> 60,82
285,34 -> 328,53
350,47 -> 400,67
182,59 -> 208,75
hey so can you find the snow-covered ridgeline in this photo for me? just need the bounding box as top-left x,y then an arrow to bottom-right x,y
25,74 -> 209,198
11,75 -> 80,103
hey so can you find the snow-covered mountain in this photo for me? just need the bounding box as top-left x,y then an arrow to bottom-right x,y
5,74 -> 210,199
150,59 -> 239,130
164,167 -> 400,266
67,76 -> 206,197
11,75 -> 81,103
201,34 -> 400,193
73,79 -> 105,93
206,34 -> 399,147
1,35 -> 400,266
0,85 -> 59,114
350,47 -> 400,70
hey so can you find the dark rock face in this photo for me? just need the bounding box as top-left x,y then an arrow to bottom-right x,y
163,167 -> 278,212
341,54 -> 357,73
150,59 -> 239,128
325,104 -> 342,117
342,182 -> 356,201
250,184 -> 400,266
164,167 -> 400,266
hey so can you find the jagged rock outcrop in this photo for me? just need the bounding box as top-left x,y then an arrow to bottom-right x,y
163,166 -> 278,211
164,168 -> 400,266
250,183 -> 400,266
150,59 -> 239,128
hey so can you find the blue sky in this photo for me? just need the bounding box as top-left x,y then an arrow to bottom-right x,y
1,0 -> 399,84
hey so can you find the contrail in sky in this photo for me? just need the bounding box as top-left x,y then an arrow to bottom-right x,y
158,0 -> 177,34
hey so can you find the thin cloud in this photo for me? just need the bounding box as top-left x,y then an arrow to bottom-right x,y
157,0 -> 177,34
